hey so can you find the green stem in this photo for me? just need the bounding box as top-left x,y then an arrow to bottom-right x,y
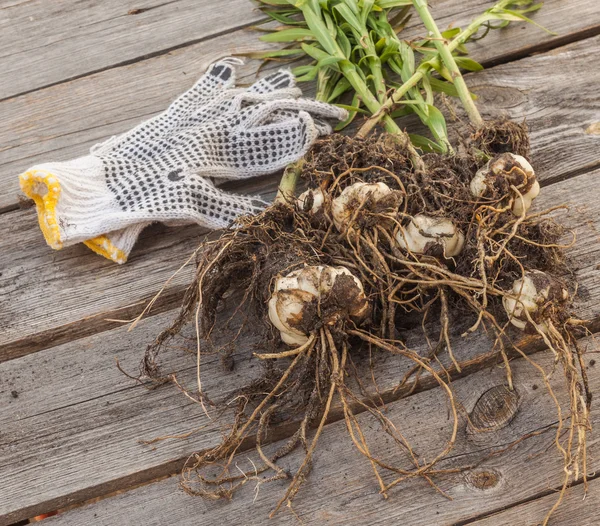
357,5 -> 493,138
412,0 -> 483,127
275,158 -> 305,204
273,0 -> 425,200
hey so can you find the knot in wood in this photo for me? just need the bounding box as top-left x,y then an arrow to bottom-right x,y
466,469 -> 501,491
470,84 -> 527,109
468,385 -> 519,434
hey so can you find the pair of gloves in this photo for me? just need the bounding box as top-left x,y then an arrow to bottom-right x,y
19,59 -> 347,263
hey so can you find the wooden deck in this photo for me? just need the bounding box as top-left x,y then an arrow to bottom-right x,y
1,1 -> 600,524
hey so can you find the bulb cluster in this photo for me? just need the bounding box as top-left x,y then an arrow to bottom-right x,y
470,153 -> 540,216
395,214 -> 465,258
268,265 -> 369,345
298,181 -> 465,258
503,270 -> 568,333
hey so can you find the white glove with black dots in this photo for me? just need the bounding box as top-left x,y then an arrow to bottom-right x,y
19,59 -> 347,263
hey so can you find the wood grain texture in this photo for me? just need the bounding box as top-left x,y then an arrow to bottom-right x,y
469,37 -> 600,184
1,37 -> 600,361
0,310 -> 263,525
2,0 -> 598,101
38,343 -> 600,526
2,2 -> 600,522
1,170 -> 599,525
2,6 -> 599,212
468,479 -> 598,525
0,174 -> 278,362
0,0 -> 263,100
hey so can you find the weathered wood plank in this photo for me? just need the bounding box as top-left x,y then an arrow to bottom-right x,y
2,10 -> 599,213
0,0 -> 263,100
1,37 -> 599,361
470,39 -> 600,183
39,343 -> 600,526
0,310 -> 264,525
1,170 -> 599,524
3,0 -> 598,102
0,175 -> 278,363
468,479 -> 598,525
0,36 -> 277,214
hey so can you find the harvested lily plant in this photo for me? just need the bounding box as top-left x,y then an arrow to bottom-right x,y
138,0 -> 591,523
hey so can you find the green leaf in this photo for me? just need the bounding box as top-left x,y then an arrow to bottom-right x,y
335,111 -> 358,131
374,36 -> 387,53
263,10 -> 305,25
389,106 -> 414,119
423,104 -> 448,143
421,72 -> 433,105
360,0 -> 376,27
335,103 -> 369,114
487,7 -> 556,35
454,56 -> 484,71
441,27 -> 461,39
336,26 -> 352,58
299,2 -> 341,55
387,55 -> 403,77
379,41 -> 400,63
292,64 -> 316,76
408,134 -> 445,153
376,0 -> 412,8
429,77 -> 477,99
260,28 -> 315,42
342,0 -> 360,15
244,48 -> 305,59
324,11 -> 337,37
295,55 -> 343,80
428,58 -> 453,82
301,43 -> 330,61
327,76 -> 352,102
455,43 -> 469,54
333,3 -> 364,33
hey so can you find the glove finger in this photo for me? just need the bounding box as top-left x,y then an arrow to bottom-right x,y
247,69 -> 296,94
83,222 -> 149,264
187,176 -> 269,228
183,70 -> 299,123
190,69 -> 298,121
266,110 -> 332,136
92,58 -> 244,157
238,98 -> 347,129
204,110 -> 319,179
176,58 -> 242,109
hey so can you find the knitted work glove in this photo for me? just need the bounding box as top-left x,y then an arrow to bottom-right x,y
19,59 -> 347,263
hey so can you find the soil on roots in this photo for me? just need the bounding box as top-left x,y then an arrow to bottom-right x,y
139,128 -> 589,522
470,118 -> 531,159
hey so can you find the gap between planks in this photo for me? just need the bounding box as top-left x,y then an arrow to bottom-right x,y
2,0 -> 600,213
461,473 -> 600,525
30,339 -> 600,526
1,35 -> 599,362
1,168 -> 599,523
2,0 -> 599,103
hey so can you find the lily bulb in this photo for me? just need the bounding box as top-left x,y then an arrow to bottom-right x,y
395,214 -> 465,258
268,265 -> 368,346
297,187 -> 325,215
470,153 -> 540,216
331,182 -> 395,231
503,270 -> 568,332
